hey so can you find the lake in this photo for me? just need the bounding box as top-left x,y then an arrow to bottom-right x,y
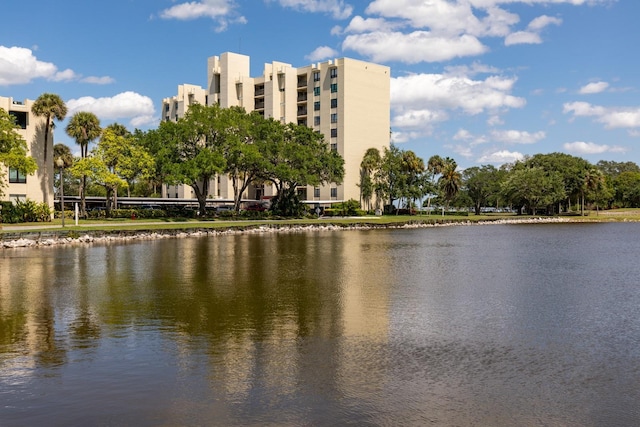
1,223 -> 639,426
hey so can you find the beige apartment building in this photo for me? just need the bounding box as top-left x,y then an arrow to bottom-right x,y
0,96 -> 53,209
161,52 -> 390,206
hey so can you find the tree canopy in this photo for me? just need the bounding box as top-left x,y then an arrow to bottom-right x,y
0,108 -> 37,197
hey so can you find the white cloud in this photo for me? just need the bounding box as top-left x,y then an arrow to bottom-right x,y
268,0 -> 353,19
81,76 -> 116,85
159,0 -> 246,31
477,150 -> 524,164
343,16 -> 400,34
579,81 -> 609,94
356,1 -> 589,61
0,46 -> 65,85
528,15 -> 562,31
391,73 -> 525,116
444,62 -> 500,77
504,31 -> 541,46
365,0 -> 519,38
0,45 -> 115,86
160,0 -> 234,19
563,141 -> 627,154
343,31 -> 487,63
305,46 -> 339,62
391,109 -> 449,128
391,130 -> 422,144
67,91 -> 157,127
490,129 -> 546,144
564,102 -> 640,129
452,144 -> 475,159
453,128 -> 489,145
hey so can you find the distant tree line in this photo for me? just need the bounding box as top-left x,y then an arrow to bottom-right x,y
359,146 -> 640,215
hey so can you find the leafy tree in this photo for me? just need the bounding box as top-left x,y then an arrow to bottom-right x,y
596,160 -> 640,178
69,156 -> 127,216
95,128 -> 154,211
66,112 -> 102,216
222,109 -> 270,211
522,153 -> 591,213
359,147 -> 381,211
502,167 -> 566,215
374,145 -> 404,212
258,122 -> 344,217
0,108 -> 38,197
613,171 -> 640,208
463,164 -> 501,215
140,105 -> 226,215
31,93 -> 67,161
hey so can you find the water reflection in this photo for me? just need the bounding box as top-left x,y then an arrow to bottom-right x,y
1,224 -> 640,426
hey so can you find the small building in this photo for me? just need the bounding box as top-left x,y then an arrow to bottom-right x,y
0,96 -> 53,209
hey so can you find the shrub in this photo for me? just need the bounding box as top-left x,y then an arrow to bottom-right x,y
0,199 -> 51,223
331,199 -> 362,216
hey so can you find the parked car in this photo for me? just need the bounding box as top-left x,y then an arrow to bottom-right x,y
215,205 -> 234,212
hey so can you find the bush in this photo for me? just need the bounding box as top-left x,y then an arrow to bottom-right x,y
0,199 -> 51,223
330,199 -> 362,216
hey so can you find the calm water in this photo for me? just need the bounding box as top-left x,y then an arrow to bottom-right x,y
1,223 -> 640,426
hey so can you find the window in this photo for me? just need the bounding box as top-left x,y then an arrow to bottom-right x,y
331,98 -> 338,108
314,116 -> 320,126
8,168 -> 26,184
314,101 -> 320,111
313,71 -> 321,82
313,86 -> 320,96
331,113 -> 338,123
330,143 -> 337,152
9,111 -> 27,129
314,187 -> 320,198
331,128 -> 338,138
330,68 -> 338,78
330,83 -> 338,93
331,188 -> 337,198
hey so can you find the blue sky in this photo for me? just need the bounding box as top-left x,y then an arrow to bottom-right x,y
1,0 -> 637,169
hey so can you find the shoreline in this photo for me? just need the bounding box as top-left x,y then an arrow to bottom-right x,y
0,216 -> 598,249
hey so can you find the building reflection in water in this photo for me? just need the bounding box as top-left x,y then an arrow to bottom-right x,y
0,231 -> 393,417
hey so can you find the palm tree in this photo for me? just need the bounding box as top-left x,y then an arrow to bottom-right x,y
425,155 -> 445,213
31,93 -> 67,161
359,148 -> 381,211
53,144 -> 74,225
66,112 -> 102,216
438,158 -> 462,211
401,150 -> 425,212
583,168 -> 606,215
66,112 -> 102,158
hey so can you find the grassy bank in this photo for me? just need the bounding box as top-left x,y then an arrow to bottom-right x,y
2,209 -> 640,239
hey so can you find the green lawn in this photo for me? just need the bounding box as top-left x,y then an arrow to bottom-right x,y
3,209 -> 640,235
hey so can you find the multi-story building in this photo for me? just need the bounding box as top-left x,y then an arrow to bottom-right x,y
161,52 -> 390,206
0,96 -> 53,209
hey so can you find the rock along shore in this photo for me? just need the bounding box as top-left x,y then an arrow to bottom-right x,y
0,217 -> 578,250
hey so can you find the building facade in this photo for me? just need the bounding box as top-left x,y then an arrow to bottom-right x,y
161,52 -> 390,206
0,96 -> 53,208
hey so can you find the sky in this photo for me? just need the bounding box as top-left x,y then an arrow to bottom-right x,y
1,0 -> 638,169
